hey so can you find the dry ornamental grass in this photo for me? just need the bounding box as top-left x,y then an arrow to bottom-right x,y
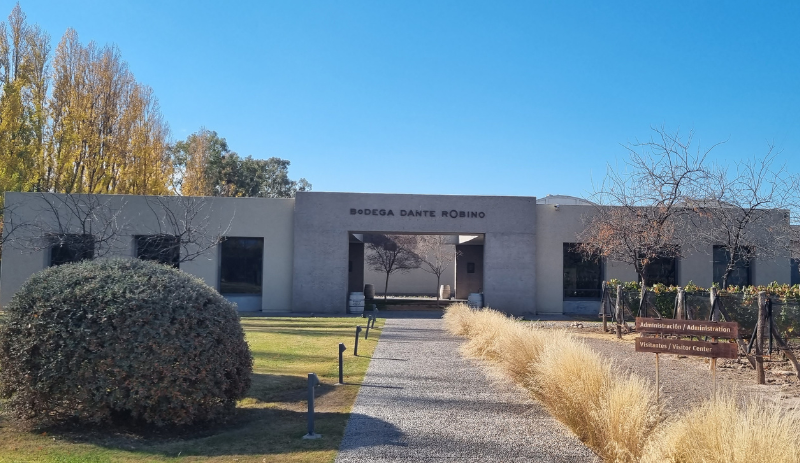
443,302 -> 800,463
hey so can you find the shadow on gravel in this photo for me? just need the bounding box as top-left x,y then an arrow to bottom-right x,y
339,413 -> 407,450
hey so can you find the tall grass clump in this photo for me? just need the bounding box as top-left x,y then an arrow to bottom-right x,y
443,303 -> 659,462
641,395 -> 800,463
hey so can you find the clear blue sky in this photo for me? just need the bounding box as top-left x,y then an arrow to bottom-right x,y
16,1 -> 800,197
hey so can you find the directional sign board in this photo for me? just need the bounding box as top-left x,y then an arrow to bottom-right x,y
635,337 -> 739,359
635,318 -> 739,338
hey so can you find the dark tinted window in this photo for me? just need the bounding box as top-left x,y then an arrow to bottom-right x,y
643,255 -> 677,286
563,243 -> 603,299
135,235 -> 179,268
50,234 -> 94,266
220,237 -> 263,294
791,259 -> 799,286
713,245 -> 751,287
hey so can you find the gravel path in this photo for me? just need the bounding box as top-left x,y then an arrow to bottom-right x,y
335,318 -> 599,463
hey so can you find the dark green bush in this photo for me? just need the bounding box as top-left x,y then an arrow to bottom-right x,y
0,258 -> 252,427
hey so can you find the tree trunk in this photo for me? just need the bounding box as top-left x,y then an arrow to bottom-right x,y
384,272 -> 390,300
639,273 -> 647,317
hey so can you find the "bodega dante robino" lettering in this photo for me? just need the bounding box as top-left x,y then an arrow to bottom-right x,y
349,208 -> 485,219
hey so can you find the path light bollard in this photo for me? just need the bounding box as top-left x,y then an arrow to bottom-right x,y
370,315 -> 376,329
338,343 -> 346,384
354,326 -> 362,356
365,317 -> 371,339
302,373 -> 321,439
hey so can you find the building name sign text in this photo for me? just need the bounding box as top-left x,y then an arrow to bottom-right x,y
350,208 -> 486,219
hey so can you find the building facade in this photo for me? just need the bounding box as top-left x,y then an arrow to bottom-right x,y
0,191 -> 793,316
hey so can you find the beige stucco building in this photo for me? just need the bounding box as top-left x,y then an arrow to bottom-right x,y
1,191 -> 794,316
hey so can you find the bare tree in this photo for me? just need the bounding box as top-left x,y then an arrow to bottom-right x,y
0,202 -> 27,261
578,127 -> 713,304
417,235 -> 460,306
365,234 -> 421,299
139,195 -> 234,265
693,149 -> 793,288
11,193 -> 125,261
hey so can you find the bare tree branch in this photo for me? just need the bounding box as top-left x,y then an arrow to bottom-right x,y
139,195 -> 234,264
417,235 -> 461,306
579,127 -> 714,299
693,147 -> 793,288
365,234 -> 421,299
11,193 -> 125,260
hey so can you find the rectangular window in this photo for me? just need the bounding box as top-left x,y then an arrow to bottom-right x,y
792,259 -> 800,286
713,245 -> 751,287
219,237 -> 264,294
135,235 -> 180,268
50,234 -> 94,266
467,262 -> 476,274
563,243 -> 603,299
643,255 -> 677,287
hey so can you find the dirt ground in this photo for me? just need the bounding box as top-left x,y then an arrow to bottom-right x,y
536,321 -> 800,415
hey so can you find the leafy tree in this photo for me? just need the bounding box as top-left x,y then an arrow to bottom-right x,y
172,128 -> 311,198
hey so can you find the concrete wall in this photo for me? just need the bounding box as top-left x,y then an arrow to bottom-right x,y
0,193 -> 295,312
292,192 -> 537,315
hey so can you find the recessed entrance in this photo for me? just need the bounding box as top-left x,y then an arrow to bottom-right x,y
292,192 -> 536,315
347,232 -> 485,310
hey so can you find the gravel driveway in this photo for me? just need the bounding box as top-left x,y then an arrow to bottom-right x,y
335,318 -> 599,462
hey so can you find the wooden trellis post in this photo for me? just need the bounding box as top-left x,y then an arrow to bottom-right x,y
755,292 -> 767,385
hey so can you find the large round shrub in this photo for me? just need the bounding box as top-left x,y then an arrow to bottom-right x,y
0,258 -> 252,427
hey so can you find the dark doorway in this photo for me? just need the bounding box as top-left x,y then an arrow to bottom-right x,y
455,244 -> 484,299
348,238 -> 365,294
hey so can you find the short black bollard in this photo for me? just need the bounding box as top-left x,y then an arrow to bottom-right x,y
370,316 -> 377,329
338,343 -> 346,384
365,317 -> 371,339
354,326 -> 362,356
302,373 -> 321,439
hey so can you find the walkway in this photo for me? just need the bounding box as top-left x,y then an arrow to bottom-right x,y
335,318 -> 599,462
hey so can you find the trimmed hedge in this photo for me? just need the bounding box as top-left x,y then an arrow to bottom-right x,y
0,258 -> 252,427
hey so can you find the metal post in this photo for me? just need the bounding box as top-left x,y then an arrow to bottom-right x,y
365,318 -> 371,339
338,343 -> 346,384
371,316 -> 376,329
302,373 -> 321,439
354,326 -> 362,356
655,353 -> 660,404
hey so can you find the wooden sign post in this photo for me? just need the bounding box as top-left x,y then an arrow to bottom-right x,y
636,318 -> 739,401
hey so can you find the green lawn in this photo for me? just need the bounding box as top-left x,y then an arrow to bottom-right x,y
0,316 -> 383,463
